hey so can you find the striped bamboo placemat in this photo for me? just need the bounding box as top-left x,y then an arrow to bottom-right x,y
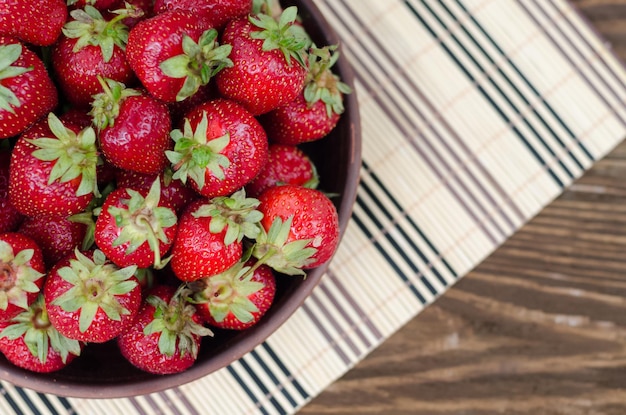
3,0 -> 626,413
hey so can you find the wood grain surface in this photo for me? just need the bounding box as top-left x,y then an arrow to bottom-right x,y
300,1 -> 626,414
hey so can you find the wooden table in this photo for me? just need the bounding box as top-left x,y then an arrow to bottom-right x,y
301,1 -> 626,413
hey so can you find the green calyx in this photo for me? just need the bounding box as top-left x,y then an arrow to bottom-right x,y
192,188 -> 263,246
251,216 -> 317,276
160,29 -> 233,102
62,4 -> 143,62
166,111 -> 231,190
51,248 -> 139,333
26,112 -> 101,198
143,286 -> 213,358
0,43 -> 33,114
249,6 -> 310,68
89,77 -> 142,131
0,294 -> 81,364
192,262 -> 264,324
107,179 -> 177,269
304,45 -> 352,117
0,241 -> 44,311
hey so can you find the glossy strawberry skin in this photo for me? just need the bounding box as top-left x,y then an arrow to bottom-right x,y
0,36 -> 59,139
0,150 -> 23,233
8,118 -> 93,218
261,92 -> 341,145
116,284 -> 202,375
68,0 -> 121,12
0,0 -> 67,46
153,0 -> 251,29
99,94 -> 172,174
126,9 -> 211,103
258,184 -> 340,269
216,16 -> 307,115
245,144 -> 317,197
170,198 -> 243,282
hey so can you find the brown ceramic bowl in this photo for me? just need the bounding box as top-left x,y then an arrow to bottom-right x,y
0,0 -> 361,398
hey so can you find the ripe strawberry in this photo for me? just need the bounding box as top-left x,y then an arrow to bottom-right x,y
245,144 -> 318,197
166,98 -> 268,198
215,6 -> 309,115
0,232 -> 46,323
18,214 -> 88,269
9,112 -> 100,217
126,9 -> 232,102
253,184 -> 339,274
0,0 -> 67,46
153,0 -> 252,30
117,284 -> 213,374
44,248 -> 142,343
0,149 -> 23,232
261,45 -> 352,145
52,5 -> 140,108
0,37 -> 59,139
191,259 -> 276,330
67,0 -> 121,12
115,168 -> 198,213
94,178 -> 178,269
0,295 -> 82,373
170,190 -> 263,282
91,78 -> 172,174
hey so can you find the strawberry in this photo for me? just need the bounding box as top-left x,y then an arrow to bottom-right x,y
0,232 -> 46,322
0,37 -> 59,139
0,0 -> 68,46
245,144 -> 318,197
253,184 -> 339,274
170,190 -> 263,282
52,5 -> 140,108
262,45 -> 352,145
191,259 -> 276,330
67,0 -> 121,12
215,6 -> 309,115
44,248 -> 142,343
18,214 -> 88,269
166,98 -> 268,198
0,148 -> 23,232
90,78 -> 172,174
153,0 -> 252,30
116,284 -> 213,374
9,112 -> 101,217
94,178 -> 178,269
126,9 -> 232,102
115,168 -> 198,213
0,295 -> 82,373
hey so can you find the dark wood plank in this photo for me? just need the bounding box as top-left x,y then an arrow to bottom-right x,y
301,1 -> 626,413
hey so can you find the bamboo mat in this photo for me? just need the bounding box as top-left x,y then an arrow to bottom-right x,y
3,0 -> 626,413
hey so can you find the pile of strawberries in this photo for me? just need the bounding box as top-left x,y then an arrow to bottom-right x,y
0,0 -> 351,375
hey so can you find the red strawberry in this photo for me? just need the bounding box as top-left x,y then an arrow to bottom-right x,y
191,259 -> 276,330
115,168 -> 198,213
52,5 -> 140,108
18,214 -> 88,269
90,78 -> 172,174
153,0 -> 252,30
126,9 -> 232,102
215,6 -> 309,115
44,248 -> 142,343
94,178 -> 178,269
0,295 -> 82,373
67,0 -> 121,12
0,0 -> 67,46
9,112 -> 100,217
116,284 -> 213,374
0,37 -> 59,139
245,144 -> 318,197
262,45 -> 351,145
253,184 -> 339,274
166,98 -> 268,198
0,232 -> 46,322
0,149 -> 23,232
170,191 -> 263,282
